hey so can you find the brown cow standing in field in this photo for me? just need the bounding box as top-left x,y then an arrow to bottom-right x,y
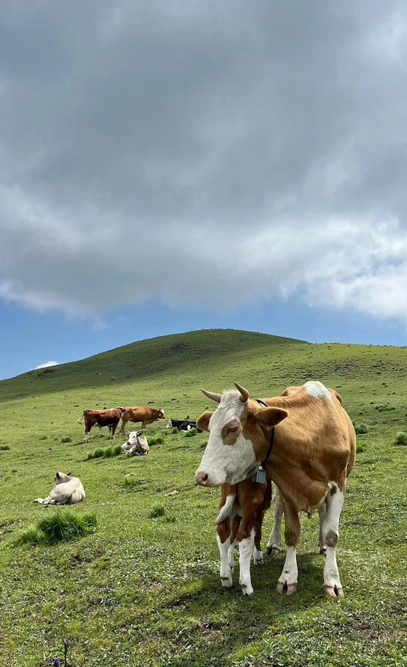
77,407 -> 125,442
196,381 -> 356,597
119,407 -> 165,435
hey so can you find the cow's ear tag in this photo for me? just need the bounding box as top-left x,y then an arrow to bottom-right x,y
252,467 -> 267,484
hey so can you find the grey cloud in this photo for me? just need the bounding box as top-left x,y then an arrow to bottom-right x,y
1,1 -> 407,320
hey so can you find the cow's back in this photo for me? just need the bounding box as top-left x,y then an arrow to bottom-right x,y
265,389 -> 355,510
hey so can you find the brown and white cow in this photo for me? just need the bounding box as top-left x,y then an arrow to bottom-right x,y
195,381 -> 356,597
122,431 -> 150,456
77,407 -> 125,442
119,407 -> 165,435
34,472 -> 85,505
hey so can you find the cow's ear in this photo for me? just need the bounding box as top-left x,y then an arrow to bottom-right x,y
255,407 -> 288,427
196,411 -> 213,432
56,472 -> 61,479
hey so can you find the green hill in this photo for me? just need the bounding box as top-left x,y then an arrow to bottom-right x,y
0,328 -> 406,667
0,328 -> 303,402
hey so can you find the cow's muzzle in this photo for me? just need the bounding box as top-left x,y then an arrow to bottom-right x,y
195,471 -> 209,487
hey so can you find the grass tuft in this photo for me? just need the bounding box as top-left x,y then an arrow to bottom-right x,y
0,445 -> 10,450
395,431 -> 407,446
149,436 -> 164,445
184,428 -> 198,437
86,445 -> 122,460
354,424 -> 368,435
37,510 -> 97,543
61,436 -> 72,443
150,505 -> 166,519
14,511 -> 97,545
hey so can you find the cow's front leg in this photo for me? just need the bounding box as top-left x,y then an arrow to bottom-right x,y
217,522 -> 233,588
277,501 -> 300,595
322,484 -> 345,597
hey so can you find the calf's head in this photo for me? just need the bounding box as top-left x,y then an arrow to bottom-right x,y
195,383 -> 287,487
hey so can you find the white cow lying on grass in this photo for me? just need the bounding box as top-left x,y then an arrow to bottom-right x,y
34,472 -> 86,505
122,431 -> 149,456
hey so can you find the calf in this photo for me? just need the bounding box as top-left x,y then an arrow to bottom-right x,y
215,475 -> 272,595
120,407 -> 165,435
34,472 -> 85,505
196,381 -> 355,597
122,431 -> 150,456
77,407 -> 125,443
167,418 -> 202,433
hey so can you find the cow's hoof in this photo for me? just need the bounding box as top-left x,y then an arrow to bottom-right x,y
276,581 -> 297,596
266,546 -> 281,556
323,585 -> 344,598
221,577 -> 233,588
241,584 -> 254,596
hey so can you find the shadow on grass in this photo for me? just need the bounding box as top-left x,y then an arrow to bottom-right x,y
155,551 -> 329,667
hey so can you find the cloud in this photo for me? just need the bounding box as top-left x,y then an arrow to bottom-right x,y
35,361 -> 59,370
1,1 -> 407,321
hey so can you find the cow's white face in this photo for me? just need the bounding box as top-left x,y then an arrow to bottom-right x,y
166,420 -> 173,428
195,391 -> 258,487
127,431 -> 140,446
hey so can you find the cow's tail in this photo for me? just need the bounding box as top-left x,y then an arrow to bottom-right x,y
77,411 -> 87,423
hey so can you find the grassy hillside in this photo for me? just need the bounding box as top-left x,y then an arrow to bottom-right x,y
0,329 -> 406,667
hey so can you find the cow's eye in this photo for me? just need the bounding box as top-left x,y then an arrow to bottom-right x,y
228,425 -> 239,433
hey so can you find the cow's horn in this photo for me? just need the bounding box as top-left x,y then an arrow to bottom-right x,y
201,388 -> 222,403
234,382 -> 250,402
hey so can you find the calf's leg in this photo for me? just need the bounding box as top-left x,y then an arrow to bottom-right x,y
217,520 -> 234,588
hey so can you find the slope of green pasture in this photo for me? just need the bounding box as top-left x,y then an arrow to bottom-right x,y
0,329 -> 406,667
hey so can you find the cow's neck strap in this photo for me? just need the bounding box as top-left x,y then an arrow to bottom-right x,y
255,398 -> 275,468
260,426 -> 275,470
251,399 -> 276,484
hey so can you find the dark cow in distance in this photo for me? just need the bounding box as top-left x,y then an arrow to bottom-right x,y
167,418 -> 202,433
77,407 -> 125,443
120,406 -> 165,435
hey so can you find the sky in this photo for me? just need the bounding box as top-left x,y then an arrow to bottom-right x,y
1,1 -> 407,380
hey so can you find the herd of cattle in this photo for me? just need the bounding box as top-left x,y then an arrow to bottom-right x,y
36,380 -> 356,598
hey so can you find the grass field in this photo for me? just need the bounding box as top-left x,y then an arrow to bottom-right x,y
0,328 -> 406,667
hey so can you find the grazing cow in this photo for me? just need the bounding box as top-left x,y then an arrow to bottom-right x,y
34,472 -> 85,505
195,381 -> 356,597
122,431 -> 150,456
120,407 -> 165,435
77,407 -> 125,442
167,418 -> 202,433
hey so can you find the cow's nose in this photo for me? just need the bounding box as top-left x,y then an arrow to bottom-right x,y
195,471 -> 209,486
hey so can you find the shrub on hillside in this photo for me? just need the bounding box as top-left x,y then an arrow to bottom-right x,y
86,445 -> 122,460
395,432 -> 407,446
354,424 -> 368,435
149,436 -> 164,445
184,428 -> 198,437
